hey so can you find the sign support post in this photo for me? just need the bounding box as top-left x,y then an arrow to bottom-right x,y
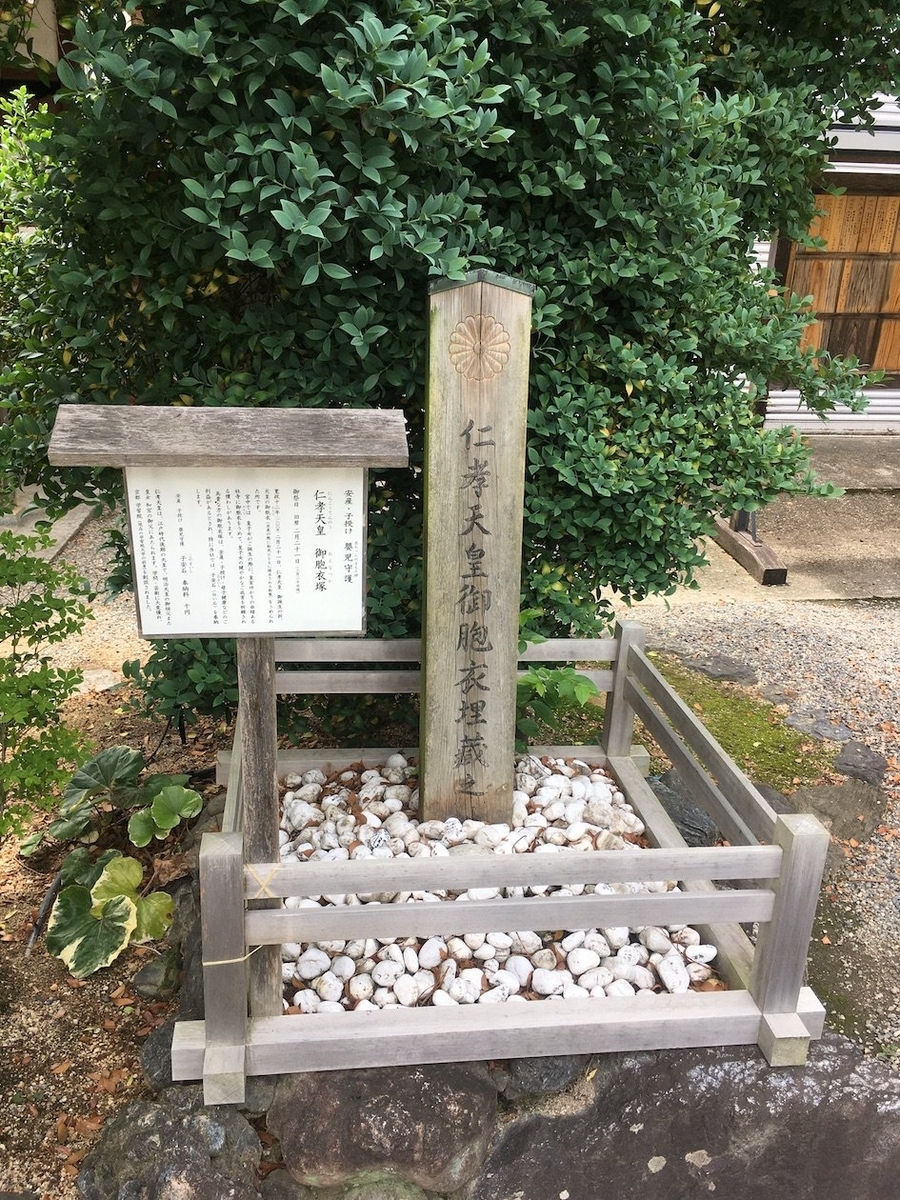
236,636 -> 281,1017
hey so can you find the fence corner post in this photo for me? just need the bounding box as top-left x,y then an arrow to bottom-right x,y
749,813 -> 829,1066
601,621 -> 646,759
198,830 -> 248,1104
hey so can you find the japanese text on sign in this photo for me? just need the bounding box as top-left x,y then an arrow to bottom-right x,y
126,465 -> 365,636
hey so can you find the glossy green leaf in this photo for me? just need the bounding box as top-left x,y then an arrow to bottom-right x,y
47,886 -> 137,979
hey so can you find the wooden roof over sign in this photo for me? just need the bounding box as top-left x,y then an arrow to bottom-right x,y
48,404 -> 409,469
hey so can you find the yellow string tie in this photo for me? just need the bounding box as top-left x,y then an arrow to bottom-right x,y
202,944 -> 264,968
244,861 -> 280,901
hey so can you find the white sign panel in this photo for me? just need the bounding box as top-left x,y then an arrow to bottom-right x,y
126,465 -> 366,637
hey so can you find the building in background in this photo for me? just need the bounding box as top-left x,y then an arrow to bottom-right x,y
766,96 -> 900,433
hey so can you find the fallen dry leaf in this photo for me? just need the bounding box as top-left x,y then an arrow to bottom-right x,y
152,852 -> 195,886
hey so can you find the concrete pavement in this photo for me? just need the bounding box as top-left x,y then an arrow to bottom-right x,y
619,434 -> 900,608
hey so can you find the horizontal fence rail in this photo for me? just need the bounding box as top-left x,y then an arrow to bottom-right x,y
624,645 -> 779,843
270,637 -> 616,697
245,845 -> 784,899
245,889 -> 776,946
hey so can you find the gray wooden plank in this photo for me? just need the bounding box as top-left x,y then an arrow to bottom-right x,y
796,986 -> 826,1039
605,755 -> 689,850
623,677 -> 760,847
275,669 -> 421,694
271,635 -> 616,665
221,713 -> 243,835
173,991 -> 763,1080
600,623 -> 646,756
198,832 -> 247,1052
171,986 -> 826,1084
245,889 -> 775,945
627,646 -> 778,841
757,1011 -> 811,1066
749,814 -> 830,1014
244,844 -> 783,900
237,638 -> 282,1019
48,404 -> 410,468
519,638 -> 618,662
202,1044 -> 247,1106
274,637 -> 422,662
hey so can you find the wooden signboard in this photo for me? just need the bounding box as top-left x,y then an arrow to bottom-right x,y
124,465 -> 366,637
49,403 -> 409,1018
421,271 -> 534,822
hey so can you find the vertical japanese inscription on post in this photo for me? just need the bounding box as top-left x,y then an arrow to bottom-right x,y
454,415 -> 497,800
423,272 -> 534,823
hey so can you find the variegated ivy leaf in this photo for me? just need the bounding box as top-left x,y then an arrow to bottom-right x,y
47,886 -> 137,979
89,856 -> 143,915
133,892 -> 175,943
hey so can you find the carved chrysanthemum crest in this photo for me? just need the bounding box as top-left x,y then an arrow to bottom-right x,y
448,314 -> 510,381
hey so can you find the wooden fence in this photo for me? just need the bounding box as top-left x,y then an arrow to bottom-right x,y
171,623 -> 828,1104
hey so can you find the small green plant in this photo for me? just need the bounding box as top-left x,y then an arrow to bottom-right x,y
40,747 -> 203,976
45,744 -> 202,847
46,846 -> 174,979
122,638 -> 239,735
515,666 -> 600,752
0,527 -> 93,841
515,610 -> 600,751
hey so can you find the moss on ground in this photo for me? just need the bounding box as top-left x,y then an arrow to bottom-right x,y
533,652 -> 837,796
646,653 -> 838,793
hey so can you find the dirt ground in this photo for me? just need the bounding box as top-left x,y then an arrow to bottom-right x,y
0,688 -> 231,1200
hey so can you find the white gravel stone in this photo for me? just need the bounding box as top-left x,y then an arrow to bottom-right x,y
394,974 -> 420,1007
296,948 -> 331,981
371,960 -> 404,988
432,988 -> 458,1006
313,972 -> 345,1003
532,968 -> 572,996
567,948 -> 602,977
685,944 -> 718,964
657,949 -> 692,994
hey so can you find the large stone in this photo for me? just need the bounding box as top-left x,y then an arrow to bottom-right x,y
649,771 -> 717,846
258,1173 -> 316,1199
141,1020 -> 176,1092
339,1175 -> 432,1200
834,741 -> 888,787
683,652 -> 758,686
752,781 -> 794,815
268,1063 -> 498,1194
133,945 -> 181,1000
492,1055 -> 593,1102
785,708 -> 854,742
789,779 -> 886,843
77,1084 -> 260,1200
468,1035 -> 900,1200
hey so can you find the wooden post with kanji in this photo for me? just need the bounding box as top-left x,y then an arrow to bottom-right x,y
421,271 -> 535,822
